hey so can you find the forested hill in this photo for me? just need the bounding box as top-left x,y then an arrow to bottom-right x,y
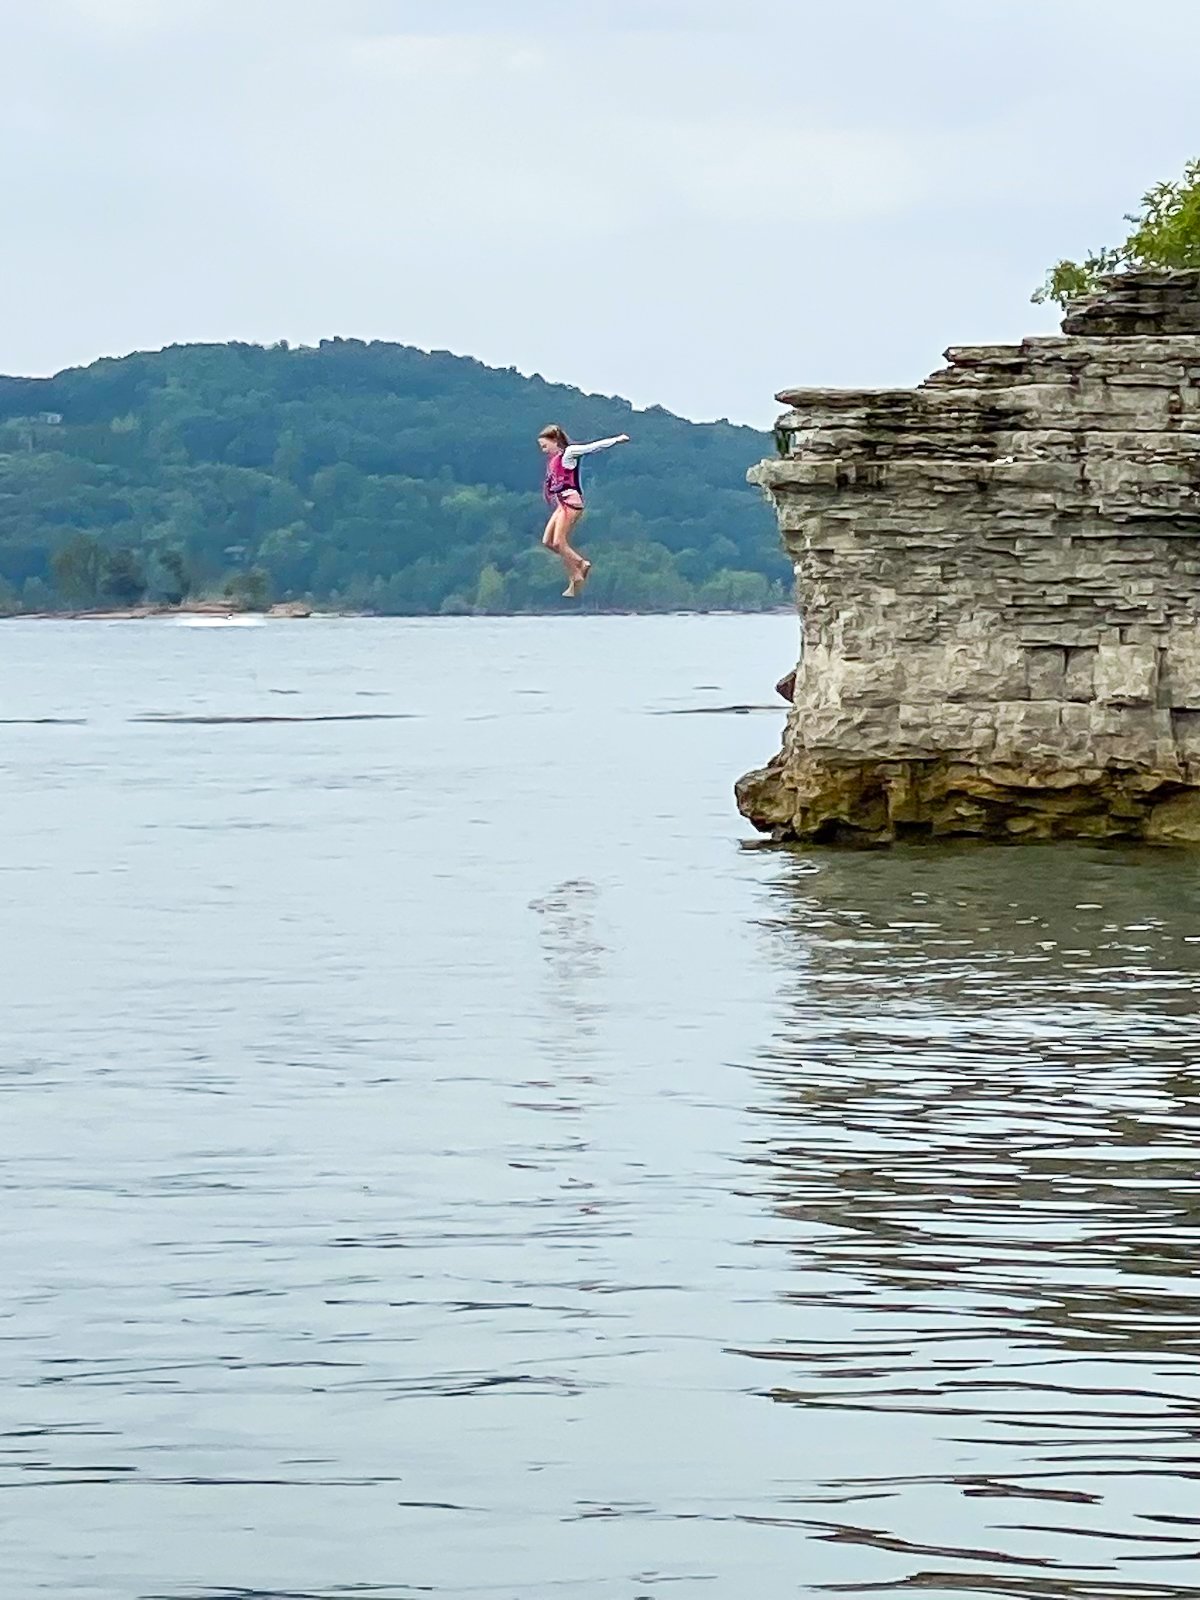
0,339 -> 784,615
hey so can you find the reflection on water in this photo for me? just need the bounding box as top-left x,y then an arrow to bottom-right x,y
744,847 -> 1200,1597
3,618 -> 1200,1597
530,879 -> 606,1053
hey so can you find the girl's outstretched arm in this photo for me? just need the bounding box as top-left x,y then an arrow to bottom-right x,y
561,434 -> 630,468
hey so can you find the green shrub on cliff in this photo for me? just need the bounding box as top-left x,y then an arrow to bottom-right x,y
1034,158 -> 1200,308
0,341 -> 785,614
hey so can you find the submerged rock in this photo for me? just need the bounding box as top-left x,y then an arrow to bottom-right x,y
739,270 -> 1200,846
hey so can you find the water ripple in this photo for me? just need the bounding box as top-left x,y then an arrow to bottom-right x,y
739,847 -> 1200,1597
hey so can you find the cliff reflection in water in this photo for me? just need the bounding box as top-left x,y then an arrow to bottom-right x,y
742,846 -> 1200,1597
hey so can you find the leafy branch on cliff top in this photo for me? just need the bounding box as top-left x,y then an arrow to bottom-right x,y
1033,158 -> 1200,308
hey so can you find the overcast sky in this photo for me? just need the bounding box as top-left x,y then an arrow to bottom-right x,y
3,0 -> 1200,426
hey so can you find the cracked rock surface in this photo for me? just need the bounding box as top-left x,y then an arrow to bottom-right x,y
738,270 -> 1200,845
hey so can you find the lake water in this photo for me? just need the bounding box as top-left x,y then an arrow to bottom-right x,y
2,614 -> 1199,1600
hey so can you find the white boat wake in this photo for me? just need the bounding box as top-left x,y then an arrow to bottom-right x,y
173,615 -> 265,628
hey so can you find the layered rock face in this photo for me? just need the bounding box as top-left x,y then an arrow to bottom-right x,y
737,270 -> 1200,845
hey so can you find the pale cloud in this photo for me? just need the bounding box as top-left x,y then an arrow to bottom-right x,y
62,0 -> 210,36
66,0 -> 170,29
635,119 -> 926,226
346,32 -> 548,80
345,32 -> 494,81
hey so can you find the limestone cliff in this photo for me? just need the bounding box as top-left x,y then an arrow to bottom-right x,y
737,270 -> 1200,845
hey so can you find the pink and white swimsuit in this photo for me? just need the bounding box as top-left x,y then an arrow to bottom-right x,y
543,436 -> 625,507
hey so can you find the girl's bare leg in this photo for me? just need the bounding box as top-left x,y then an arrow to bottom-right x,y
543,509 -> 576,589
559,507 -> 590,595
547,506 -> 588,595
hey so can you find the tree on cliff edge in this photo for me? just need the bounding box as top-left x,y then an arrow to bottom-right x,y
1034,158 -> 1200,308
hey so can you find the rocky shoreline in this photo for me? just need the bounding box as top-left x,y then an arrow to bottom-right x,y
738,269 -> 1200,846
5,600 -> 317,622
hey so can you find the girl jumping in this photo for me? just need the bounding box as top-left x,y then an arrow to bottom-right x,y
538,426 -> 630,598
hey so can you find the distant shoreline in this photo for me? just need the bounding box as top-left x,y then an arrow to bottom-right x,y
2,601 -> 318,622
4,603 -> 793,622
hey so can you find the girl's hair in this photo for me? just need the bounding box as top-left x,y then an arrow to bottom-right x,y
538,424 -> 570,450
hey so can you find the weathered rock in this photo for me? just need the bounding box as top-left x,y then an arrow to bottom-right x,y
739,270 -> 1200,845
1145,789 -> 1200,845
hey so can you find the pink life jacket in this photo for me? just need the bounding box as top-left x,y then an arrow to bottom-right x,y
544,449 -> 582,506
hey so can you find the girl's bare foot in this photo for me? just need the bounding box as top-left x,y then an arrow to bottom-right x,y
563,558 -> 589,599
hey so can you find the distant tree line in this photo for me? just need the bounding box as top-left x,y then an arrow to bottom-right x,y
0,339 -> 786,615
